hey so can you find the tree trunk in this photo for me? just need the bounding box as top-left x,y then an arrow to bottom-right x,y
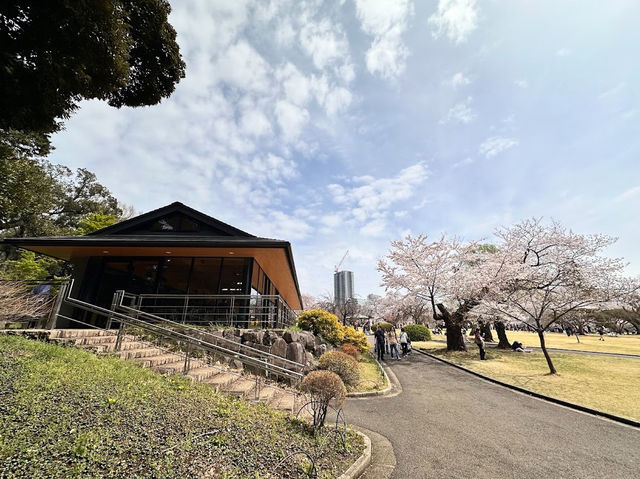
537,330 -> 557,374
574,333 -> 581,343
494,320 -> 511,349
436,303 -> 467,351
481,321 -> 494,342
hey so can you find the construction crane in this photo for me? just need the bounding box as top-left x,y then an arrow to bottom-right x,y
334,250 -> 349,273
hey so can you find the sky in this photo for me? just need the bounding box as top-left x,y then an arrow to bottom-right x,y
48,0 -> 640,299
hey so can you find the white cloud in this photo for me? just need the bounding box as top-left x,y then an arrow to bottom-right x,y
556,48 -> 571,57
299,18 -> 350,70
613,186 -> 640,203
450,72 -> 471,87
354,0 -> 414,79
598,82 -> 626,100
215,40 -> 272,92
479,136 -> 519,158
275,100 -> 310,142
428,0 -> 478,44
440,96 -> 476,124
328,162 -> 430,224
360,218 -> 387,237
452,157 -> 474,168
514,79 -> 528,88
323,86 -> 353,116
277,63 -> 312,106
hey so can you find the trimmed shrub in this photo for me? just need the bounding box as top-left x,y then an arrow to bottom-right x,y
377,322 -> 394,332
404,324 -> 432,342
296,309 -> 344,345
318,350 -> 360,387
340,343 -> 359,358
300,370 -> 346,429
341,326 -> 369,353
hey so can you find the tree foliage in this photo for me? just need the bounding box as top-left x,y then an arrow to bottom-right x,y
0,159 -> 122,239
0,1 -> 185,136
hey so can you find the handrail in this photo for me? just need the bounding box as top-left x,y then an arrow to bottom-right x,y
116,292 -> 305,371
131,292 -> 297,328
59,281 -> 304,382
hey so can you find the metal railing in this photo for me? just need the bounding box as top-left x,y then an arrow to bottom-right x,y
58,281 -> 304,383
123,293 -> 297,328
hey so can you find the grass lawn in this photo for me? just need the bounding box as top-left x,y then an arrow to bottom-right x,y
413,342 -> 640,421
0,336 -> 363,479
489,330 -> 640,356
348,353 -> 387,393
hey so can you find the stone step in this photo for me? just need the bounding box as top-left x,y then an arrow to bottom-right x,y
118,347 -> 167,360
269,392 -> 296,412
225,377 -> 257,399
186,366 -> 220,382
50,329 -> 117,339
154,360 -> 190,375
135,353 -> 183,368
203,372 -> 238,390
256,385 -> 278,402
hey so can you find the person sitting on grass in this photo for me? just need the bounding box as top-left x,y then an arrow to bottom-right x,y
511,341 -> 532,353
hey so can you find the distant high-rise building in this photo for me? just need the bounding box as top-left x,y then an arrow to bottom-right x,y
334,270 -> 354,304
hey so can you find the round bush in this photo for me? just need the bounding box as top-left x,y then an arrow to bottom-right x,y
296,309 -> 344,346
377,322 -> 394,332
300,370 -> 346,428
340,343 -> 359,358
404,324 -> 432,342
318,350 -> 360,386
341,326 -> 369,353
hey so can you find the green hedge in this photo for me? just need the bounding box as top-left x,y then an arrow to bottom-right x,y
404,324 -> 432,342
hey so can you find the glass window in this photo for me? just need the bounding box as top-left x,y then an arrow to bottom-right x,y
218,258 -> 250,294
128,260 -> 159,295
94,260 -> 131,307
189,258 -> 222,295
158,258 -> 192,294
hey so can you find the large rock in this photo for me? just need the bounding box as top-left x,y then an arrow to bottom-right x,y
262,330 -> 280,346
242,330 -> 264,344
303,352 -> 318,373
299,331 -> 316,351
222,328 -> 239,340
282,330 -> 300,343
313,343 -> 327,357
286,341 -> 305,364
271,338 -> 288,358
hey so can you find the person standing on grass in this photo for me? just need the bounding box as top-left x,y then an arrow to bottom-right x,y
387,328 -> 400,360
400,328 -> 409,357
374,326 -> 386,361
474,328 -> 487,360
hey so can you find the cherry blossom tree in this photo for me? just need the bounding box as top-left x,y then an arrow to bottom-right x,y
482,218 -> 631,374
378,234 -> 505,351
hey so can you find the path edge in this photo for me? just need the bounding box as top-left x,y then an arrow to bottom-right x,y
415,349 -> 640,429
347,357 -> 401,398
338,430 -> 371,479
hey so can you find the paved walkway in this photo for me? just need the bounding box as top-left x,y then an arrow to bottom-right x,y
344,352 -> 640,479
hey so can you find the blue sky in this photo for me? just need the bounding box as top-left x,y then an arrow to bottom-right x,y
49,0 -> 640,298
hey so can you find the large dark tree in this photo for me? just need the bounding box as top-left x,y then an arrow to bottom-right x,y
0,159 -> 122,240
0,1 -> 185,136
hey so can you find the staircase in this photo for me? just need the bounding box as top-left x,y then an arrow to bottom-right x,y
47,329 -> 306,413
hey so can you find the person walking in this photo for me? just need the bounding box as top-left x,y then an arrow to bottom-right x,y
474,328 -> 487,360
387,328 -> 400,360
374,326 -> 386,361
400,328 -> 409,357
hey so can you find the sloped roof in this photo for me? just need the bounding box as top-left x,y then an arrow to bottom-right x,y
89,201 -> 255,237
